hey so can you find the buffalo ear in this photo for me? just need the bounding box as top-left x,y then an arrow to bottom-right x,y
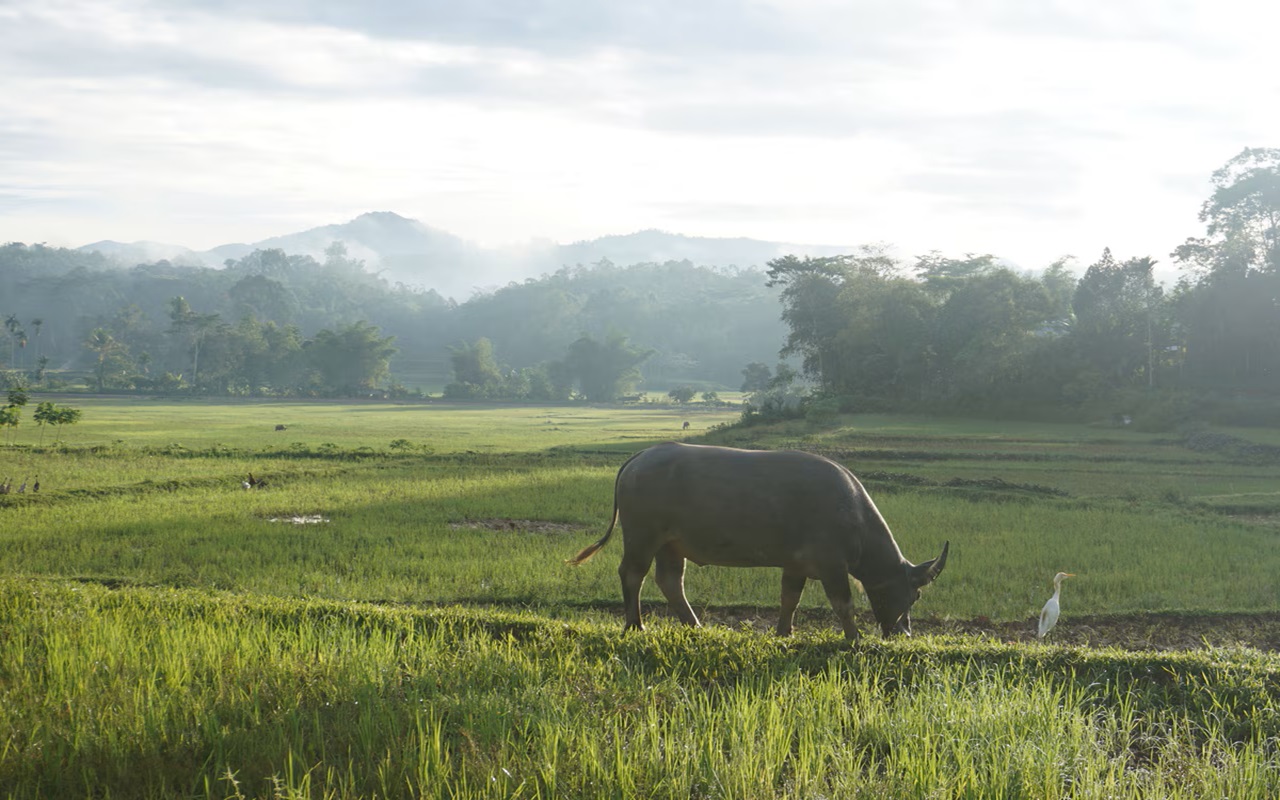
911,540 -> 949,587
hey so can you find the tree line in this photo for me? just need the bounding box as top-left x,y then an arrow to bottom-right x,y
0,242 -> 784,398
2,148 -> 1277,422
758,148 -> 1280,428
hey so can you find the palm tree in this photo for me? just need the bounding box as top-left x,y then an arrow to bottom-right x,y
168,297 -> 220,391
30,318 -> 42,359
3,314 -> 17,366
85,328 -> 125,392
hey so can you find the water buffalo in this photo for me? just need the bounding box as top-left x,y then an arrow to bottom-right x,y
568,442 -> 948,639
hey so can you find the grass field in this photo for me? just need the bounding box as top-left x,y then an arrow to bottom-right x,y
2,399 -> 1279,798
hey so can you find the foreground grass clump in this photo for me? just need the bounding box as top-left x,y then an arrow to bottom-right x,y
2,578 -> 1278,799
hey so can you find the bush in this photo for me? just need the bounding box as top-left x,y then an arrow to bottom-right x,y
805,397 -> 841,424
1102,389 -> 1201,433
739,387 -> 807,425
1202,393 -> 1280,427
668,386 -> 697,404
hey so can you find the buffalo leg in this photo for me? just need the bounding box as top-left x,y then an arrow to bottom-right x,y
618,554 -> 651,631
818,567 -> 861,641
654,544 -> 700,626
777,570 -> 807,636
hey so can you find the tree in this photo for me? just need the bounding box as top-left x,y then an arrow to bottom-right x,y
740,362 -> 773,392
1172,149 -> 1280,391
84,328 -> 129,392
0,404 -> 18,444
668,386 -> 696,404
1072,250 -> 1166,392
51,405 -> 82,444
931,268 -> 1056,407
0,388 -> 25,444
561,333 -> 653,402
33,401 -> 80,445
829,275 -> 935,406
1181,147 -> 1280,277
445,338 -> 504,398
167,297 -> 222,391
306,321 -> 398,396
915,252 -> 998,297
229,318 -> 304,396
768,247 -> 902,392
33,401 -> 53,444
767,255 -> 854,390
29,318 -> 42,359
3,314 -> 18,367
229,274 -> 297,323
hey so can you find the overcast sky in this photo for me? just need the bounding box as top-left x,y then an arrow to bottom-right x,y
1,0 -> 1276,274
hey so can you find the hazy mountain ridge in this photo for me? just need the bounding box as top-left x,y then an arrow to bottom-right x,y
76,212 -> 856,299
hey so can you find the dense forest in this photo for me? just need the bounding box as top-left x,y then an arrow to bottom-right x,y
0,241 -> 785,399
2,148 -> 1278,426
755,148 -> 1280,427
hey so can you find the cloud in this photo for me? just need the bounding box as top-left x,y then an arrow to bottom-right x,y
0,0 -> 1274,268
191,0 -> 796,55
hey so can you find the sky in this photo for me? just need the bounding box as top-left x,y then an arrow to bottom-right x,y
1,0 -> 1277,277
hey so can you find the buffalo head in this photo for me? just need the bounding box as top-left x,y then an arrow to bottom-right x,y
863,540 -> 949,637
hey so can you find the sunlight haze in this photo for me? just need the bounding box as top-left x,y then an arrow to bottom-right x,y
2,0 -> 1276,275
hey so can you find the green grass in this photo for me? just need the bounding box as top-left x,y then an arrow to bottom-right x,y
4,396 -> 736,452
3,579 -> 1278,799
4,441 -> 1278,621
3,400 -> 1280,797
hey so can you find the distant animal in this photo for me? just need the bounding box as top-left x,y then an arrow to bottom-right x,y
16,478 -> 26,494
275,424 -> 287,431
243,472 -> 267,490
1037,572 -> 1075,639
32,476 -> 39,493
567,442 -> 949,639
0,477 -> 8,495
682,421 -> 690,430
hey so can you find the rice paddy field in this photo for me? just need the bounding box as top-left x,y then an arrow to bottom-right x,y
2,398 -> 1279,798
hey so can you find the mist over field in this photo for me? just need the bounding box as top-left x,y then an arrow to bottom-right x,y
4,146 -> 1280,432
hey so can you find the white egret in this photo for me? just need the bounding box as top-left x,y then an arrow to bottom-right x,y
1037,572 -> 1075,639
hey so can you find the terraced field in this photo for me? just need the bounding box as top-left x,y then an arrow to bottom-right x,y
2,400 -> 1278,798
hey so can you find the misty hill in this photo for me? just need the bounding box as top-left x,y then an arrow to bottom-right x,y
77,212 -> 856,300
76,239 -> 205,267
553,229 -> 852,271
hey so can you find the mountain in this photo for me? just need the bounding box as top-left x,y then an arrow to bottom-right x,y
78,213 -> 857,300
551,229 -> 853,271
75,239 -> 205,267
